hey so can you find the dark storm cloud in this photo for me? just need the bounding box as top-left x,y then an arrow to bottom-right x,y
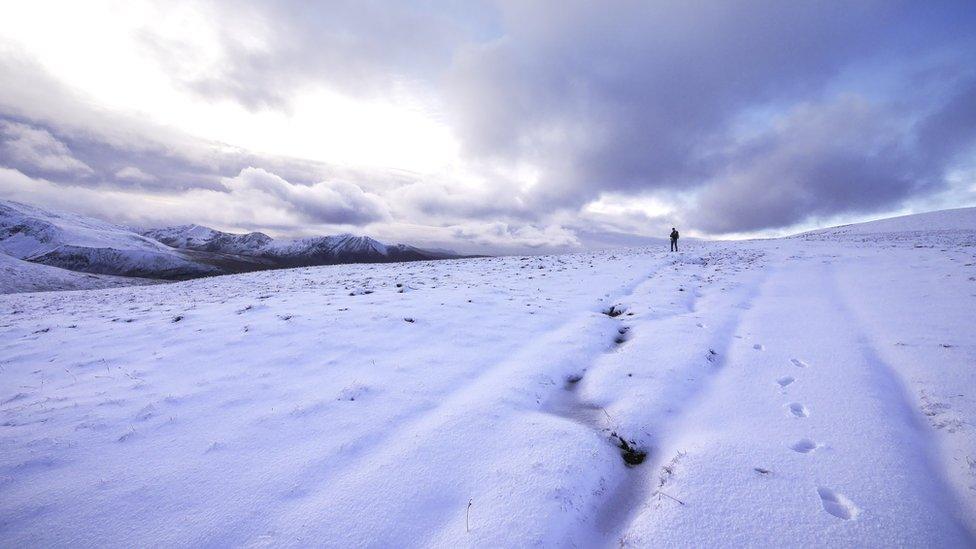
444,0 -> 976,231
693,77 -> 976,233
691,97 -> 921,233
450,2 -> 882,192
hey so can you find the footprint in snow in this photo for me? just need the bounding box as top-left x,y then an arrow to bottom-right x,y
790,439 -> 817,453
787,402 -> 809,418
817,487 -> 858,520
776,376 -> 795,388
790,358 -> 809,368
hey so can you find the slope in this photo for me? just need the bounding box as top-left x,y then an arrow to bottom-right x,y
0,200 -> 219,280
0,253 -> 160,294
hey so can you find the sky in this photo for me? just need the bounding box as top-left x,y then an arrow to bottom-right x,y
0,0 -> 974,254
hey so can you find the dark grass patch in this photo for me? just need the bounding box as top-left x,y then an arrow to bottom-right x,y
610,432 -> 647,466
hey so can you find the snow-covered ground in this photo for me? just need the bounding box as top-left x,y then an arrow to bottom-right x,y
1,208 -> 975,546
0,253 -> 161,294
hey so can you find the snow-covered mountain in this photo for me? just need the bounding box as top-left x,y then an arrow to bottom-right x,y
0,200 -> 462,292
144,224 -> 458,267
0,200 -> 221,280
143,224 -> 273,255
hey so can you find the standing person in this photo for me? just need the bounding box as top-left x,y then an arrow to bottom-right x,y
670,227 -> 679,252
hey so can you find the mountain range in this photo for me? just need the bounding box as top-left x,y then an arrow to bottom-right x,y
142,225 -> 456,268
0,199 -> 461,291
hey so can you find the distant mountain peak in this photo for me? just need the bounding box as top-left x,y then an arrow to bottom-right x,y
0,199 -> 463,288
142,221 -> 459,268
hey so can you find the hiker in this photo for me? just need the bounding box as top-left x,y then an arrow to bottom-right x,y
670,227 -> 679,252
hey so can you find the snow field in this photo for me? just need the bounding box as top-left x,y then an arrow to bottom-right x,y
1,209 -> 975,546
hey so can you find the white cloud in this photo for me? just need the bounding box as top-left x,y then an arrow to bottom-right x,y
0,166 -> 325,231
0,165 -> 392,231
114,166 -> 156,182
0,120 -> 93,174
449,221 -> 580,250
0,2 -> 461,175
224,167 -> 389,225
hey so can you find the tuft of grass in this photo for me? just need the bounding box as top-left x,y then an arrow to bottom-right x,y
466,498 -> 473,533
610,432 -> 647,466
658,451 -> 687,487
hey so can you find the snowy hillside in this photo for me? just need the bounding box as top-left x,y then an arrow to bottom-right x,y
0,201 -> 463,293
0,253 -> 160,294
0,201 -> 172,258
146,224 -> 459,267
1,207 -> 975,546
797,206 -> 976,245
0,201 -> 219,280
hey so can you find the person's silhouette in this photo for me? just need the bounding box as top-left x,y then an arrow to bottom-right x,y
670,227 -> 679,252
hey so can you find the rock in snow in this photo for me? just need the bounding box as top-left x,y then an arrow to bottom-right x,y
0,206 -> 974,546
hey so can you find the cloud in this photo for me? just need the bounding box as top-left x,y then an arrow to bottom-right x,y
0,165 -> 386,230
0,120 -> 93,175
114,166 -> 157,182
692,80 -> 976,233
145,0 -> 488,110
445,1 -> 976,229
387,177 -> 528,221
449,221 -> 580,251
0,55 -> 381,194
223,167 -> 389,225
0,166 -> 283,230
0,53 -> 222,168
